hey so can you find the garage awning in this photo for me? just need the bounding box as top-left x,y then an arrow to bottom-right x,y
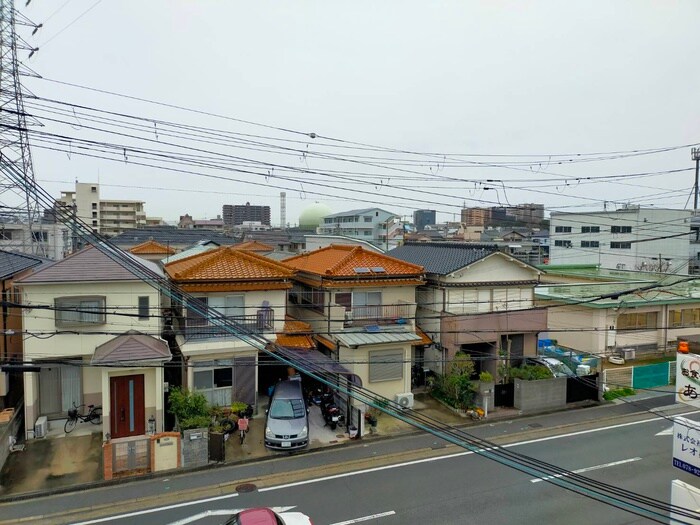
413,328 -> 434,346
276,346 -> 361,386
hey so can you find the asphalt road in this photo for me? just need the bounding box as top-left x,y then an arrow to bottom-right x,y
2,393 -> 698,525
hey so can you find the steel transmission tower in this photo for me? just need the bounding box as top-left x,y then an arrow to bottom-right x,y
0,0 -> 44,255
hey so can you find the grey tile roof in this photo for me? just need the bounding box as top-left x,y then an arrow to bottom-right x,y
92,331 -> 171,364
17,245 -> 164,284
388,242 -> 499,275
110,226 -> 234,248
0,250 -> 48,280
335,328 -> 421,347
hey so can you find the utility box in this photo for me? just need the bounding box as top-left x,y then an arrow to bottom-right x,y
152,434 -> 179,472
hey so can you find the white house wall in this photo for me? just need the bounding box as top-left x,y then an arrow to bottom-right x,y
442,254 -> 538,284
21,281 -> 161,359
338,342 -> 412,403
546,306 -> 609,354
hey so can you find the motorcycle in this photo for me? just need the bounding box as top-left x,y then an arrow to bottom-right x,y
322,401 -> 342,430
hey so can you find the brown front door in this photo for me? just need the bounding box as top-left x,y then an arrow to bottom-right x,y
110,375 -> 145,439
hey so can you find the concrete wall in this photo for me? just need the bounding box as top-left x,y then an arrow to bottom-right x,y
0,402 -> 22,474
514,377 -> 566,414
182,428 -> 209,468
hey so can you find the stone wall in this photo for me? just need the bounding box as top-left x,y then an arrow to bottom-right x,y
182,428 -> 209,468
514,377 -> 566,414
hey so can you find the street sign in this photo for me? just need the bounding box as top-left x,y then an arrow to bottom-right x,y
673,417 -> 700,477
677,353 -> 700,407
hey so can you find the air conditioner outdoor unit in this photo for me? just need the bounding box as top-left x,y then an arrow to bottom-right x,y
395,392 -> 414,409
34,416 -> 48,439
622,348 -> 636,361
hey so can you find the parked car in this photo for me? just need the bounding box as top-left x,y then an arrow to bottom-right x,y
265,380 -> 309,450
225,507 -> 313,524
526,357 -> 575,378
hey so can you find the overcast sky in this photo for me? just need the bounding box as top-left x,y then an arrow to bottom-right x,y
14,1 -> 700,226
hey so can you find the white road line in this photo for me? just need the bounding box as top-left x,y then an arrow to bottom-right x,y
70,493 -> 239,525
69,409 -> 700,524
656,426 -> 674,436
330,511 -> 396,524
530,457 -> 642,483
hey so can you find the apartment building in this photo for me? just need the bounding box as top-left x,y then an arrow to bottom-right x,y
223,203 -> 271,227
317,208 -> 401,250
549,207 -> 692,273
55,182 -> 147,237
0,220 -> 70,260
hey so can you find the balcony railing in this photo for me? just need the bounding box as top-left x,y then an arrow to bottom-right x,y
182,309 -> 274,340
344,304 -> 412,327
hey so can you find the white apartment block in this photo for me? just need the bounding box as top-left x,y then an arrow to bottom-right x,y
0,220 -> 70,260
549,207 -> 692,273
55,182 -> 146,237
317,207 -> 401,250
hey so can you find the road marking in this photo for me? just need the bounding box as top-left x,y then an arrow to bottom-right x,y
67,409 -> 700,524
530,457 -> 642,483
330,511 -> 396,524
656,426 -> 674,436
70,493 -> 239,525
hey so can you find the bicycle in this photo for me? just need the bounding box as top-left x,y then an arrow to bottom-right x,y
237,414 -> 249,445
64,403 -> 102,433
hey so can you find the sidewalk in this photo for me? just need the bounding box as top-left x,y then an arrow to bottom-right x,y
0,392 -> 565,498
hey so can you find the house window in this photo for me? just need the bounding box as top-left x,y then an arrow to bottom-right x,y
610,242 -> 632,249
581,241 -> 600,248
0,230 -> 11,240
335,292 -> 352,310
611,226 -> 632,234
32,231 -> 48,242
363,230 -> 371,235
194,366 -> 233,406
92,203 -> 97,210
364,216 -> 372,222
581,226 -> 600,233
55,296 -> 106,326
669,308 -> 700,328
369,350 -> 404,382
617,311 -> 658,330
91,186 -> 97,193
554,240 -> 572,247
92,212 -> 98,218
554,226 -> 572,233
39,363 -> 81,415
138,296 -> 149,320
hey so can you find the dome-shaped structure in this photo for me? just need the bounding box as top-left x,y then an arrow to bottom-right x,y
298,202 -> 332,229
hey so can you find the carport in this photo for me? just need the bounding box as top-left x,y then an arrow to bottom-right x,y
274,345 -> 363,436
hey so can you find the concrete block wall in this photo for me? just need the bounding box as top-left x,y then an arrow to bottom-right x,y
514,377 -> 566,414
182,428 -> 209,468
0,405 -> 22,474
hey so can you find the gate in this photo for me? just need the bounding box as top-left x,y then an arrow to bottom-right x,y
566,373 -> 599,403
112,437 -> 150,474
494,383 -> 514,407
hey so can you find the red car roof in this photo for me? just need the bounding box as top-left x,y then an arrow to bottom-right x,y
236,508 -> 281,525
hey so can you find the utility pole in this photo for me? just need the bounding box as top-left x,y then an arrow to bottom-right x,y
0,1 -> 44,255
693,148 -> 700,241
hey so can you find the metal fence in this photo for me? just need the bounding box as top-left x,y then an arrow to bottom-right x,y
112,437 -> 150,474
602,361 -> 676,390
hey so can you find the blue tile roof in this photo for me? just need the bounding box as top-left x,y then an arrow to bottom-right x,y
0,250 -> 47,280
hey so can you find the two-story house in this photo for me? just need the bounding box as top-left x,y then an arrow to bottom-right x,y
17,246 -> 170,440
283,245 -> 425,404
389,242 -> 546,378
164,246 -> 295,407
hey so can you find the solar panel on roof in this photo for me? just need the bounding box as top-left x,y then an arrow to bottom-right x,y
354,267 -> 371,274
370,267 -> 386,273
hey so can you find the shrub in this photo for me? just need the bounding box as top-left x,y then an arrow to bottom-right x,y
169,387 -> 210,431
230,401 -> 248,415
510,365 -> 552,381
479,371 -> 494,382
603,387 -> 636,401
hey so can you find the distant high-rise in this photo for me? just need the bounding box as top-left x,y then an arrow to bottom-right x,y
223,202 -> 271,226
461,207 -> 490,227
413,209 -> 436,231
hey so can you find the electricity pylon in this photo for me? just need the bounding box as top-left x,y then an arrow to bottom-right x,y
0,0 -> 45,255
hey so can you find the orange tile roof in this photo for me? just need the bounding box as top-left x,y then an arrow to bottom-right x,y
276,334 -> 315,349
413,328 -> 433,346
129,239 -> 176,255
178,282 -> 292,293
236,240 -> 274,252
283,245 -> 423,278
165,246 -> 295,282
282,316 -> 312,334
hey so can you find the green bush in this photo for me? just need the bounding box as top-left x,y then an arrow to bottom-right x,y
230,401 -> 248,415
603,387 -> 636,401
169,387 -> 210,430
479,371 -> 494,382
430,352 -> 476,410
510,365 -> 552,381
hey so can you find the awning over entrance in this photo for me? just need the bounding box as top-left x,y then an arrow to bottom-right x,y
412,328 -> 433,346
276,346 -> 362,386
92,330 -> 171,365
